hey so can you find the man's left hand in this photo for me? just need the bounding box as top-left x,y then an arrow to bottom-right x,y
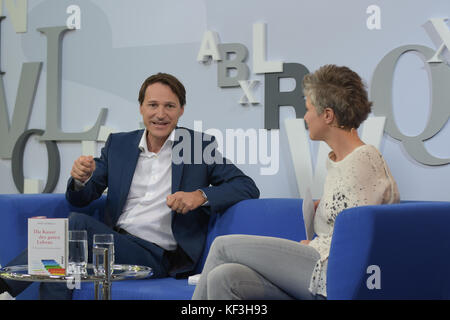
166,190 -> 206,214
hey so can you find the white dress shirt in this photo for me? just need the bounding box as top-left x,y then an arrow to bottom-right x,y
115,129 -> 177,251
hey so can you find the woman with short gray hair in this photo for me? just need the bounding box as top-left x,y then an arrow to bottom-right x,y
192,64 -> 400,300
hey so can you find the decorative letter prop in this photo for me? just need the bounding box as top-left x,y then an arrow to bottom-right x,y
253,23 -> 283,74
371,45 -> 450,166
426,18 -> 450,63
0,0 -> 27,33
239,80 -> 260,104
0,62 -> 42,159
11,129 -> 60,193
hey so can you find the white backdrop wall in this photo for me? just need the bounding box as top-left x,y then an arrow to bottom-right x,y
0,0 -> 449,201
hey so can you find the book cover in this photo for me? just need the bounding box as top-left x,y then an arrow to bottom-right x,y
27,218 -> 68,276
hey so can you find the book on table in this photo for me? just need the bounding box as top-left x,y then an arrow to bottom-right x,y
28,218 -> 68,276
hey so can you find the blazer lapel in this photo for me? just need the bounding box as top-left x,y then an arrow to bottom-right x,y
117,130 -> 143,215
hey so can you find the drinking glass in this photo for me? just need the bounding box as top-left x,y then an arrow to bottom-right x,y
92,234 -> 115,276
67,230 -> 88,275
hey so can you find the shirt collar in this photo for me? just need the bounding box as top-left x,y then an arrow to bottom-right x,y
138,129 -> 176,153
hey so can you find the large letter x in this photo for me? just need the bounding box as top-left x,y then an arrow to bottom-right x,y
427,18 -> 450,63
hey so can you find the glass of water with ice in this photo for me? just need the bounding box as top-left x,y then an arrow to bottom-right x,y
68,230 -> 88,275
93,234 -> 115,276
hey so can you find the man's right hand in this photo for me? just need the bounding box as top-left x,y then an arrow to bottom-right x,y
71,155 -> 96,183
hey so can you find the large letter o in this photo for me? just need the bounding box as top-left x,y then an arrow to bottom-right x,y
11,129 -> 60,193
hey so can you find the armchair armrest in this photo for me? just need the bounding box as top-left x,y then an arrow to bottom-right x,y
327,202 -> 450,299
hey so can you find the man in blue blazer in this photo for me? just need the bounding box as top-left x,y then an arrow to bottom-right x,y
0,73 -> 259,300
67,73 -> 260,276
67,130 -> 259,274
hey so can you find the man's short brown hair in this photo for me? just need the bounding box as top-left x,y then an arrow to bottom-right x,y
302,65 -> 372,129
138,73 -> 186,106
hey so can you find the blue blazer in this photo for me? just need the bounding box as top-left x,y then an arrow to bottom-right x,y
66,127 -> 260,273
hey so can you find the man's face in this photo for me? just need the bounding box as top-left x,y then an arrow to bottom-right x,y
140,82 -> 184,142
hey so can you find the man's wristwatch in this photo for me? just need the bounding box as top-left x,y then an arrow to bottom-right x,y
197,189 -> 209,206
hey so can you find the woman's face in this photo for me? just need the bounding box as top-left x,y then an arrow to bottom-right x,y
304,96 -> 327,140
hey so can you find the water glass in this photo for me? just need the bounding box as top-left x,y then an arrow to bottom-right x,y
93,234 -> 115,276
67,230 -> 88,275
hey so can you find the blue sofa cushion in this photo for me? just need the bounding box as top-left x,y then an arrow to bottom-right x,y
196,198 -> 305,273
73,198 -> 306,300
72,278 -> 195,300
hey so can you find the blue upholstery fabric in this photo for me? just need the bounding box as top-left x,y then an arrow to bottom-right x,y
72,278 -> 195,300
0,194 -> 105,267
2,194 -> 450,299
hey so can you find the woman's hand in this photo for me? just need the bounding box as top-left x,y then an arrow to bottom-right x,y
300,240 -> 311,245
314,200 -> 320,212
